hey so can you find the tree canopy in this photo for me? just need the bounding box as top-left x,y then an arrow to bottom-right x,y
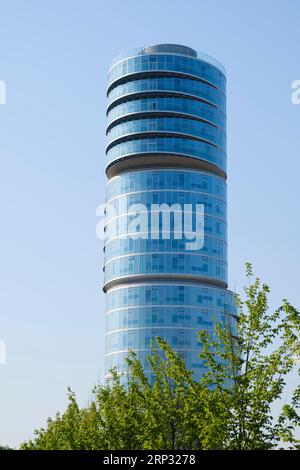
21,265 -> 300,450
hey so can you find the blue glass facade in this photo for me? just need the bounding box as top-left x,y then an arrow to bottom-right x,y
104,44 -> 236,381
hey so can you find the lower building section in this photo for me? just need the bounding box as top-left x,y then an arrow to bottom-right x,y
105,283 -> 237,381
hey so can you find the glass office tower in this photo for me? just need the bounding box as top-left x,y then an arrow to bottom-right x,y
104,44 -> 236,381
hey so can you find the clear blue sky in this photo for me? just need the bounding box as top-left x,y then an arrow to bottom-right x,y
0,0 -> 299,447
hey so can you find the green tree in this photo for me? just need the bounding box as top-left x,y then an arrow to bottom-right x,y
198,263 -> 300,449
21,341 -> 226,450
21,265 -> 300,450
124,339 -> 227,449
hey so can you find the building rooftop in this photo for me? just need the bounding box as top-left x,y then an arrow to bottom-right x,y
109,43 -> 226,76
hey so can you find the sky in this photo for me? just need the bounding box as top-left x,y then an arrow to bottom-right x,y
0,0 -> 300,447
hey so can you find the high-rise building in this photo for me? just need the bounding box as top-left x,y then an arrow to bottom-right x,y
103,44 -> 236,381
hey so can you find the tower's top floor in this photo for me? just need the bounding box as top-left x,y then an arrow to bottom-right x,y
109,43 -> 226,77
105,43 -> 227,179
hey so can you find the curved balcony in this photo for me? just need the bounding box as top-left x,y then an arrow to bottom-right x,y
107,53 -> 226,92
107,75 -> 226,111
106,117 -> 226,151
106,137 -> 226,175
107,96 -> 226,130
106,168 -> 227,200
103,252 -> 227,289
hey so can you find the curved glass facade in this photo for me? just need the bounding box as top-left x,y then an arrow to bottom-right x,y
105,283 -> 237,379
107,53 -> 226,91
106,137 -> 226,172
107,76 -> 226,111
107,96 -> 226,129
107,117 -> 226,149
104,44 -> 235,381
